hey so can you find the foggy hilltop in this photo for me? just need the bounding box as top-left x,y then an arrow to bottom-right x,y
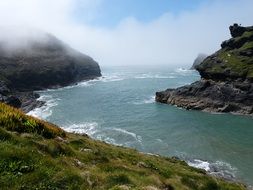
0,27 -> 101,112
0,27 -> 101,91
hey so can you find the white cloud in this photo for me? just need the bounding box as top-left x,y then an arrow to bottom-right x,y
0,0 -> 252,66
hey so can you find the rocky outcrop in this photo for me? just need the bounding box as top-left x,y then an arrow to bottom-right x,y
156,24 -> 253,115
156,80 -> 253,115
0,29 -> 101,112
190,54 -> 208,70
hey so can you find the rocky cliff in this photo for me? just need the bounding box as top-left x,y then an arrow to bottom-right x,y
156,24 -> 253,115
0,29 -> 101,112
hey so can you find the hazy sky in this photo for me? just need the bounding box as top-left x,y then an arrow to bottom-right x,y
0,0 -> 253,66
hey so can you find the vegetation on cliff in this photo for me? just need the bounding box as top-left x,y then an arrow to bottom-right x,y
197,24 -> 253,81
0,103 -> 246,190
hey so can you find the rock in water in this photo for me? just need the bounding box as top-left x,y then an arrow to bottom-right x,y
190,53 -> 208,70
156,24 -> 253,115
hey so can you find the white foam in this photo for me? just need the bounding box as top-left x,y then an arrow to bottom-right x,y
112,128 -> 143,143
135,74 -> 175,79
27,95 -> 58,119
187,159 -> 237,180
132,96 -> 155,105
188,159 -> 211,171
175,68 -> 191,73
64,122 -> 98,136
64,122 -> 142,147
101,75 -> 125,82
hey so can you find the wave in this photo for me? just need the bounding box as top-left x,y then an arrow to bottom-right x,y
112,128 -> 143,143
132,96 -> 155,105
63,122 -> 142,147
64,122 -> 98,135
27,95 -> 58,119
135,73 -> 176,79
175,68 -> 191,73
187,159 -> 237,180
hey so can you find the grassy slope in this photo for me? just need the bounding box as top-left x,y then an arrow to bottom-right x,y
0,103 -> 246,190
198,30 -> 253,80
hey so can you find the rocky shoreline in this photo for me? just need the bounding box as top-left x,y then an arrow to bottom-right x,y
156,24 -> 253,116
156,79 -> 253,115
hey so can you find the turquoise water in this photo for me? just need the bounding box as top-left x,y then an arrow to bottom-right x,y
29,66 -> 253,186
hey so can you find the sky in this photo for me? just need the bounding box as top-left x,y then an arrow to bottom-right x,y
0,0 -> 253,66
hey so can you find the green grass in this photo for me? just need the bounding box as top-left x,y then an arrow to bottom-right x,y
0,103 -> 247,189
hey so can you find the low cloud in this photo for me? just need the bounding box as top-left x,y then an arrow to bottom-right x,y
0,0 -> 252,66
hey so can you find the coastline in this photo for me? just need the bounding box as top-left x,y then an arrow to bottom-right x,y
27,84 -> 247,187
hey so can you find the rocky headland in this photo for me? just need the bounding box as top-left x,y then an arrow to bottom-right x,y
0,28 -> 101,112
156,24 -> 253,115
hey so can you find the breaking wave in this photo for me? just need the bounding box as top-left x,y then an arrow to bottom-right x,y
27,95 -> 58,119
63,122 -> 143,148
187,159 -> 238,181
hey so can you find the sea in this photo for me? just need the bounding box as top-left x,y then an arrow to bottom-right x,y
28,65 -> 253,187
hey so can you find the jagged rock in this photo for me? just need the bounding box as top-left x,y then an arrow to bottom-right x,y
156,79 -> 253,115
230,23 -> 249,38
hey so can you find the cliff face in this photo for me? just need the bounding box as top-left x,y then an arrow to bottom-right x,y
156,24 -> 253,115
0,29 -> 101,111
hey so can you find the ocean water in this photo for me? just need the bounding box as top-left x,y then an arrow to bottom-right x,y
28,66 -> 253,186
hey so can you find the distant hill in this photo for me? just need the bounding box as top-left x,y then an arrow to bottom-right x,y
190,54 -> 208,70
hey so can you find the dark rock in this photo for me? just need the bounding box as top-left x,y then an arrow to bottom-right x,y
229,23 -> 253,36
229,23 -> 247,38
5,96 -> 22,108
156,79 -> 253,116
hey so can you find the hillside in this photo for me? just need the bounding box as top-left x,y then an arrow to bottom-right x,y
0,28 -> 101,112
156,24 -> 253,115
0,102 -> 246,190
0,29 -> 101,91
